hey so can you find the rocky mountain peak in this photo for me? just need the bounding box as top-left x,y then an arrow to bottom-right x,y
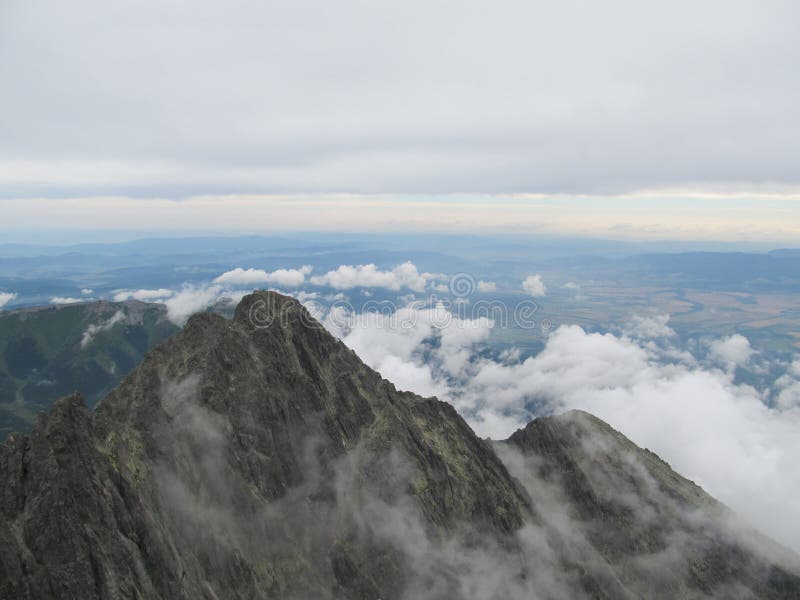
1,291 -> 798,599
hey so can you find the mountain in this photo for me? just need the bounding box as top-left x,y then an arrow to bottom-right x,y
0,291 -> 797,599
497,413 -> 800,598
0,301 -> 178,439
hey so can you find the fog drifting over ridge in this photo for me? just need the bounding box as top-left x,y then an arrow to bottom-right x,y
6,250 -> 800,556
325,303 -> 800,555
141,267 -> 800,554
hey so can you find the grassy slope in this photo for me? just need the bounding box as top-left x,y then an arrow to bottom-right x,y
0,301 -> 177,438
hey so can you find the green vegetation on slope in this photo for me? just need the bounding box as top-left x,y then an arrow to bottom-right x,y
0,300 -> 178,438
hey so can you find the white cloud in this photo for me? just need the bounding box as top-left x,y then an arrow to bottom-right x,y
623,314 -> 676,339
477,280 -> 496,293
321,303 -> 800,552
310,262 -> 433,292
522,274 -> 546,297
563,282 -> 580,290
222,289 -> 254,305
155,265 -> 317,324
81,288 -> 93,295
160,267 -> 318,324
470,327 -> 800,552
709,334 -> 754,369
164,285 -> 224,325
294,291 -> 319,303
774,358 -> 800,410
214,266 -> 312,287
2,2 -> 800,200
331,301 -> 490,399
50,297 -> 84,305
0,292 -> 17,308
113,288 -> 174,302
81,310 -> 125,348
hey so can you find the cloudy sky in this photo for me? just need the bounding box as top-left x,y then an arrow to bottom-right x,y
1,0 -> 799,240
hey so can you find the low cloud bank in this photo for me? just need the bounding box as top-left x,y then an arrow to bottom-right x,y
214,266 -> 312,287
113,288 -> 174,302
322,303 -> 800,553
50,296 -> 85,305
151,262 -> 439,324
310,262 -> 438,292
164,285 -> 227,325
163,265 -> 315,324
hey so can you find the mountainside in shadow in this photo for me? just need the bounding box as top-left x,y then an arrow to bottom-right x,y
1,291 -> 798,599
498,412 -> 800,598
0,301 -> 178,439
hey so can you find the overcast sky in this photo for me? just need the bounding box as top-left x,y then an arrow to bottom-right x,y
1,0 -> 799,239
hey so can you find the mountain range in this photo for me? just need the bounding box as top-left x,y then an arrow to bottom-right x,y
1,291 -> 797,599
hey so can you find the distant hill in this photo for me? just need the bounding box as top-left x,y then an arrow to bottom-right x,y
0,300 -> 178,438
625,252 -> 800,289
770,248 -> 800,259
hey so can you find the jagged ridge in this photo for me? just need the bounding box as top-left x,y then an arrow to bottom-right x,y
1,291 -> 798,599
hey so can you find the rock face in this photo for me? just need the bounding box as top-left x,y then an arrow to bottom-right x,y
497,411 -> 800,599
0,291 -> 798,599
